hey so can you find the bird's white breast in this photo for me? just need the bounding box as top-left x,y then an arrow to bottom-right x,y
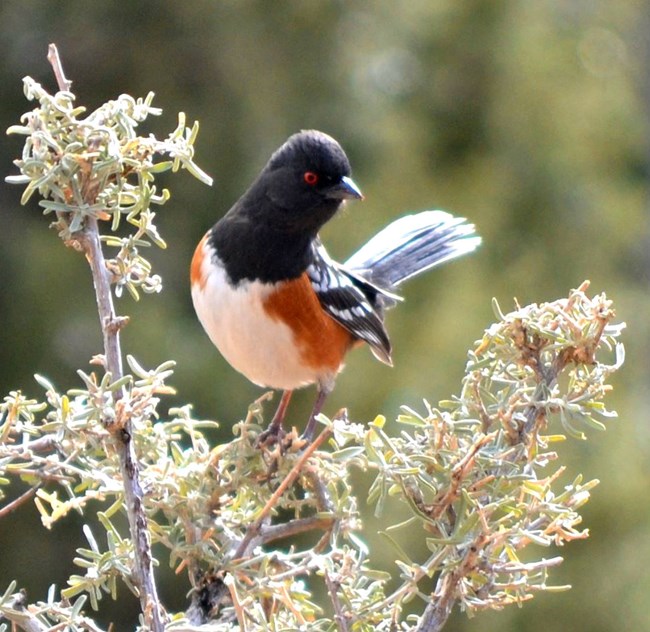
191,245 -> 325,390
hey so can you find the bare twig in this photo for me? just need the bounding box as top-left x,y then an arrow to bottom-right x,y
324,571 -> 351,632
429,432 -> 496,520
224,579 -> 248,631
232,426 -> 332,560
78,217 -> 126,394
0,485 -> 39,520
46,43 -> 72,91
0,436 -> 57,459
45,46 -> 163,632
19,436 -> 58,454
259,516 -> 334,545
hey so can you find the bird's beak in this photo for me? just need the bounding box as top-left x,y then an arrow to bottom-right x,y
327,176 -> 364,201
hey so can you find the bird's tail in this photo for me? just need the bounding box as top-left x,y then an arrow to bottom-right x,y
344,210 -> 481,289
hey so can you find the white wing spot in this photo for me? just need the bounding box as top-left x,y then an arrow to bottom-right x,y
328,305 -> 354,321
326,269 -> 340,289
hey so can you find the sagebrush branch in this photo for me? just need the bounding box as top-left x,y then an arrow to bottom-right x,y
46,45 -> 164,632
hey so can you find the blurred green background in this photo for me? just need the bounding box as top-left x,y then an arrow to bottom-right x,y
1,1 -> 648,630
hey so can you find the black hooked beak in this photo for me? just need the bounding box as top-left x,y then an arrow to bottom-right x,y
326,176 -> 364,201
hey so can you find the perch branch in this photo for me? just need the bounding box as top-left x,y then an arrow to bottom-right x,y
46,45 -> 163,632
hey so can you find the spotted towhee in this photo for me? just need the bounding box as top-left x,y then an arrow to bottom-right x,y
191,130 -> 480,439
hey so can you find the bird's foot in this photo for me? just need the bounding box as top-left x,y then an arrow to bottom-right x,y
256,422 -> 288,449
257,426 -> 308,484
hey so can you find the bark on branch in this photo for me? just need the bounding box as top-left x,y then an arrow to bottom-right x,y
46,43 -> 164,632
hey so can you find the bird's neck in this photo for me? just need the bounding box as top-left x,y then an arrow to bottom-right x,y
209,215 -> 315,284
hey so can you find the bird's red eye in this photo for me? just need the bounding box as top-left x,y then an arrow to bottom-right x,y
304,171 -> 319,186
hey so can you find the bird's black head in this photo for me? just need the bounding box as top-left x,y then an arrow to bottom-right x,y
212,131 -> 364,284
246,130 -> 363,235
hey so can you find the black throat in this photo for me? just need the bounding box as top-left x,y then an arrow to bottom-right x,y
208,213 -> 316,284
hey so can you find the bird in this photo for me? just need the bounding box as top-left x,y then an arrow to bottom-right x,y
191,130 -> 481,440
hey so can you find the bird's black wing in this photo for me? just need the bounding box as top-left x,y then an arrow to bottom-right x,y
307,241 -> 393,365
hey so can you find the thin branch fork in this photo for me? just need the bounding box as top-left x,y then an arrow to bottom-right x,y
325,571 -> 351,632
232,426 -> 332,561
46,44 -> 164,632
416,533 -> 490,632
